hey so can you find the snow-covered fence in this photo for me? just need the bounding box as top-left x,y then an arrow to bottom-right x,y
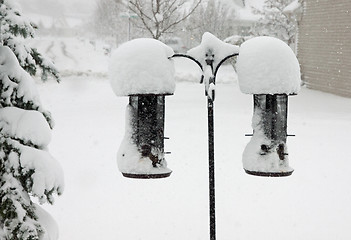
236,36 -> 301,177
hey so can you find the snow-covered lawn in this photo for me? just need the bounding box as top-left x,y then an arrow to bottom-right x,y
37,67 -> 351,239
28,37 -> 109,76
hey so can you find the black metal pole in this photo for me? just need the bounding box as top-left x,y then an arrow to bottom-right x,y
208,98 -> 216,240
171,52 -> 239,240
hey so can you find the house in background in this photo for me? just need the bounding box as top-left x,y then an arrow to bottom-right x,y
297,0 -> 351,98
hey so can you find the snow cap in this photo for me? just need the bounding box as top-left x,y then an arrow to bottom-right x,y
0,46 -> 42,105
109,38 -> 176,96
0,107 -> 52,148
187,32 -> 239,70
237,36 -> 301,95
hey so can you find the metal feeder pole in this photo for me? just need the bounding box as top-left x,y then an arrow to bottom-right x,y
205,54 -> 216,240
172,52 -> 238,240
208,96 -> 216,240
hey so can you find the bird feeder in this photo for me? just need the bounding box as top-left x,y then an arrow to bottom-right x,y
253,94 -> 289,148
245,93 -> 292,177
122,93 -> 172,178
108,38 -> 175,179
236,36 -> 301,177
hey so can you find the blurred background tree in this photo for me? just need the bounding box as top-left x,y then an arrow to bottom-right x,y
185,0 -> 237,46
128,0 -> 202,40
250,0 -> 298,48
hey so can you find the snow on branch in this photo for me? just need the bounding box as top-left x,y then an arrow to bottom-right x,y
0,0 -> 60,82
0,107 -> 52,148
5,139 -> 65,205
0,46 -> 41,106
0,171 -> 45,239
19,144 -> 64,204
0,45 -> 53,127
0,0 -> 36,39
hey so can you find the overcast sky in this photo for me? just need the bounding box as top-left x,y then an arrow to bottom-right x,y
17,0 -> 264,20
18,0 -> 96,17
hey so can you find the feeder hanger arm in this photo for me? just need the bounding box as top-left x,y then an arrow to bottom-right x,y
171,53 -> 203,71
171,53 -> 205,84
171,52 -> 239,87
214,53 -> 239,77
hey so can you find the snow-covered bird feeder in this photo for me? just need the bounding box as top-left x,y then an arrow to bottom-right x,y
109,38 -> 175,179
236,36 -> 301,177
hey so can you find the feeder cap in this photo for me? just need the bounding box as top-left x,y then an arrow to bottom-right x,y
237,36 -> 301,95
109,38 -> 176,96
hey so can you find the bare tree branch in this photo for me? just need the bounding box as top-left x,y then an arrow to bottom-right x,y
129,0 -> 156,38
128,0 -> 202,39
162,0 -> 201,34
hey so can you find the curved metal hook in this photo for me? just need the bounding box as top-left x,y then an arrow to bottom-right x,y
170,53 -> 203,71
171,53 -> 239,77
170,53 -> 205,83
214,53 -> 239,77
171,53 -> 239,84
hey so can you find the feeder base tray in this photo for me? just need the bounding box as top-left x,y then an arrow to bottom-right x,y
245,169 -> 293,177
122,172 -> 172,179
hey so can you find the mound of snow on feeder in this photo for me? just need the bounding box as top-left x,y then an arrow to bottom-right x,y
109,38 -> 175,96
187,32 -> 239,70
236,36 -> 301,94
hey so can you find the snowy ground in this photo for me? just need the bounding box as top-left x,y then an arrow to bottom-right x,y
36,61 -> 351,239
28,37 -> 110,77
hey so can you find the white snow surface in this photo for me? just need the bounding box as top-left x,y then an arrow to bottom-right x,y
23,37 -> 237,84
237,36 -> 301,94
36,73 -> 351,240
0,107 -> 52,147
187,32 -> 239,70
109,38 -> 176,96
26,37 -> 109,77
35,204 -> 59,240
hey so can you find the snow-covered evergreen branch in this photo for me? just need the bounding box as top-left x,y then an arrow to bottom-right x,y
0,0 -> 60,82
0,2 -> 64,238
